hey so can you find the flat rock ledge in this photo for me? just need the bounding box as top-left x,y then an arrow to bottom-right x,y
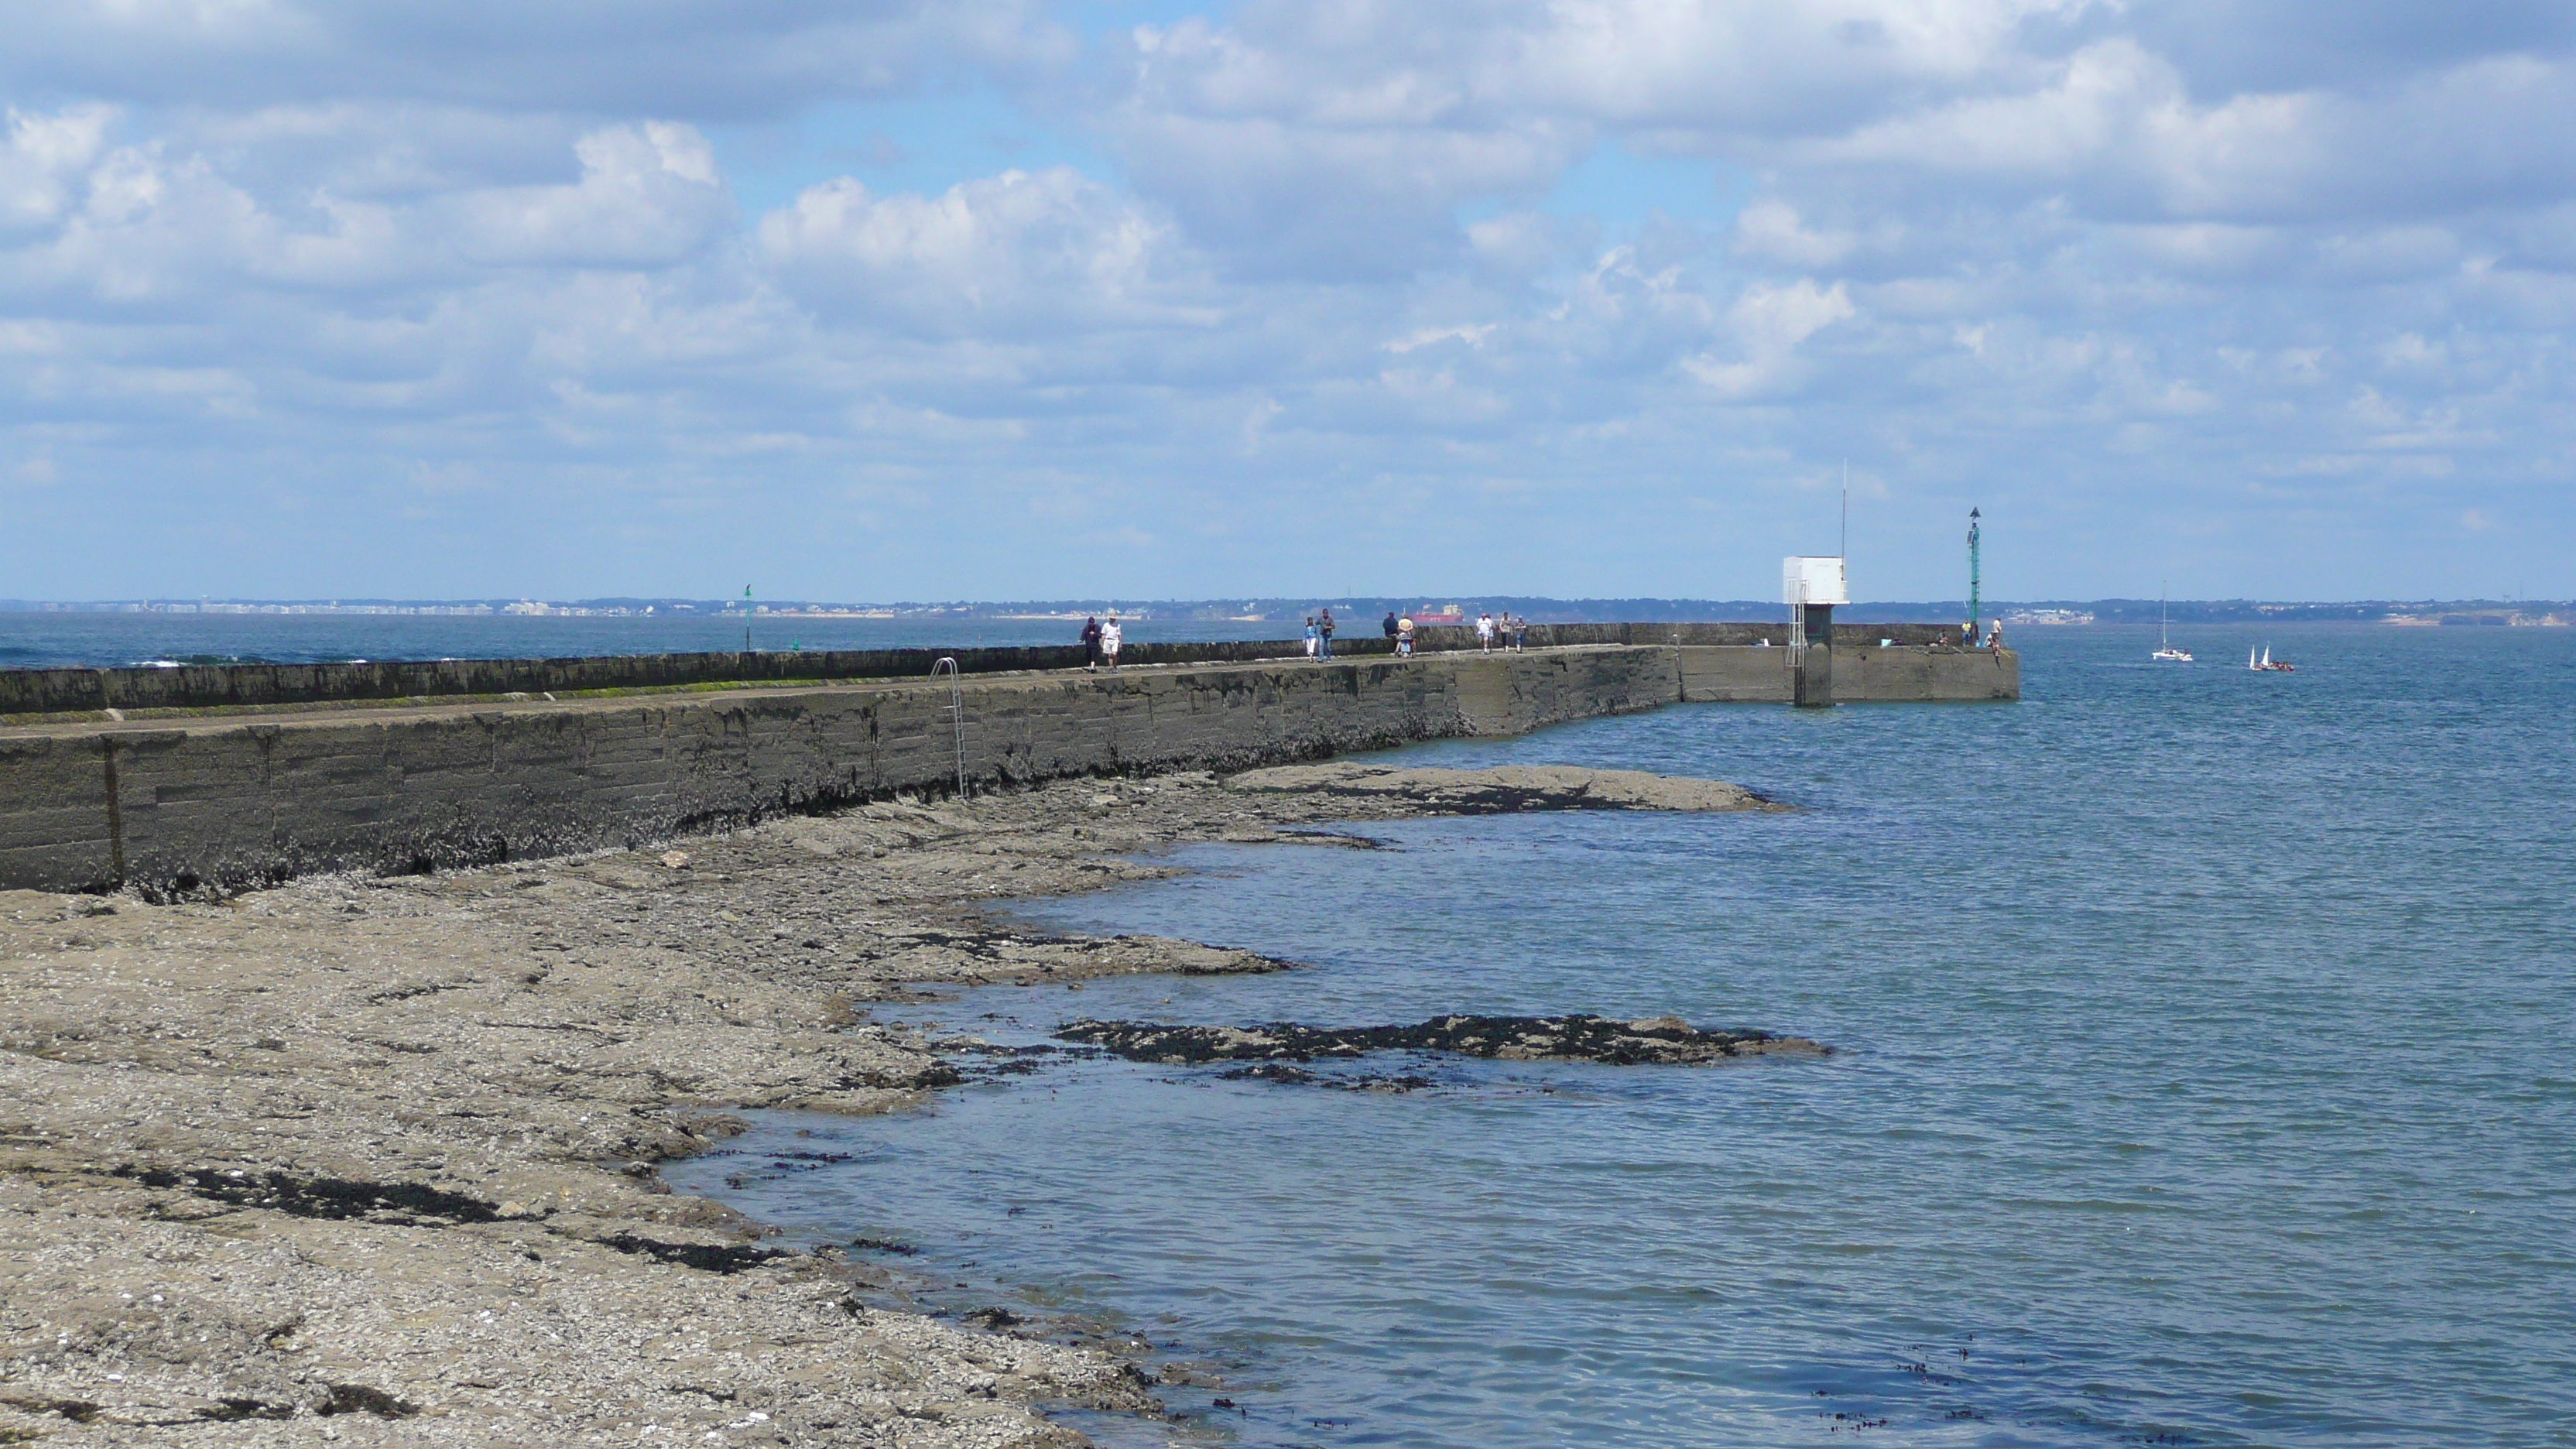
1222,762 -> 1787,814
1057,1013 -> 1828,1067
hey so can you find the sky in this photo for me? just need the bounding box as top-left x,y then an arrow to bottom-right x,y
2,1 -> 2571,604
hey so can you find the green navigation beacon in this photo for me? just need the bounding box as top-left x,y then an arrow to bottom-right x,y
1965,507 -> 1982,645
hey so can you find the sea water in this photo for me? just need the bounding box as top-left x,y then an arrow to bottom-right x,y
666,625 -> 2576,1447
0,612 -> 1286,670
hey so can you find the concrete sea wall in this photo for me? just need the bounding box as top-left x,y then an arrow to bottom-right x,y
0,643 -> 2016,896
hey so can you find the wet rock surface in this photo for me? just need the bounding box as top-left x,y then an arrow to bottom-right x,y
0,761 -> 1790,1444
1222,762 -> 1791,814
1058,1014 -> 1829,1067
1213,1063 -> 1440,1091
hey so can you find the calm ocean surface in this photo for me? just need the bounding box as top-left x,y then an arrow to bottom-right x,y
0,612 -> 1283,670
662,622 -> 2573,1448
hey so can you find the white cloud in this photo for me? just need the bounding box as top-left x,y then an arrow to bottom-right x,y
0,106 -> 113,235
1684,278 -> 1855,397
1800,41 -> 2576,226
758,166 -> 1214,337
0,115 -> 736,312
451,123 -> 731,268
1,2 -> 2573,600
1383,323 -> 1495,353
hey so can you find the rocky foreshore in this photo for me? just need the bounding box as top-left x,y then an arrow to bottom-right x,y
1221,761 -> 1790,814
1,762 -> 1794,1445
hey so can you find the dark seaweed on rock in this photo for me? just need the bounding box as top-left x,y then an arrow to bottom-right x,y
123,1167 -> 503,1225
1058,1013 -> 1827,1066
1214,1063 -> 1439,1091
593,1231 -> 798,1275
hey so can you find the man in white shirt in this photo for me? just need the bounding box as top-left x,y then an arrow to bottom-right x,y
1101,617 -> 1123,669
1475,611 -> 1495,651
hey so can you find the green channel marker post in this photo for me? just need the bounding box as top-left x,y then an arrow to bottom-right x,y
1965,508 -> 1982,643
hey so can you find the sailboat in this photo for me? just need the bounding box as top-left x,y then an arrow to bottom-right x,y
2151,593 -> 2191,661
2248,644 -> 2296,673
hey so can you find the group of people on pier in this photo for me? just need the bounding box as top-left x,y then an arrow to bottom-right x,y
1303,608 -> 1338,659
1084,606 -> 1539,671
1079,615 -> 1122,670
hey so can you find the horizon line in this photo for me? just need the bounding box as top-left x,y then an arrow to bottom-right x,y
2,596 -> 2566,611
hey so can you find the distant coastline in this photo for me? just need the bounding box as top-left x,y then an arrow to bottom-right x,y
2,596 -> 2567,627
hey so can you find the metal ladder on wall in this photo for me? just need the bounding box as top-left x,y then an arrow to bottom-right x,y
930,657 -> 967,800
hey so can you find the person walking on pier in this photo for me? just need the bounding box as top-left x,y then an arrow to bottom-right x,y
1101,616 -> 1123,670
1476,611 -> 1495,651
1303,616 -> 1320,659
1397,615 -> 1415,656
1317,608 -> 1336,659
1510,614 -> 1529,651
1081,615 -> 1103,672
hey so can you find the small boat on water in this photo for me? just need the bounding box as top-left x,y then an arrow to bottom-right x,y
2151,594 -> 2191,662
2248,645 -> 2295,673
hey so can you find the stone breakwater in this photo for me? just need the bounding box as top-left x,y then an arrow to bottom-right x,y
0,643 -> 2016,897
0,762 -> 1811,1446
0,623 -> 1962,717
